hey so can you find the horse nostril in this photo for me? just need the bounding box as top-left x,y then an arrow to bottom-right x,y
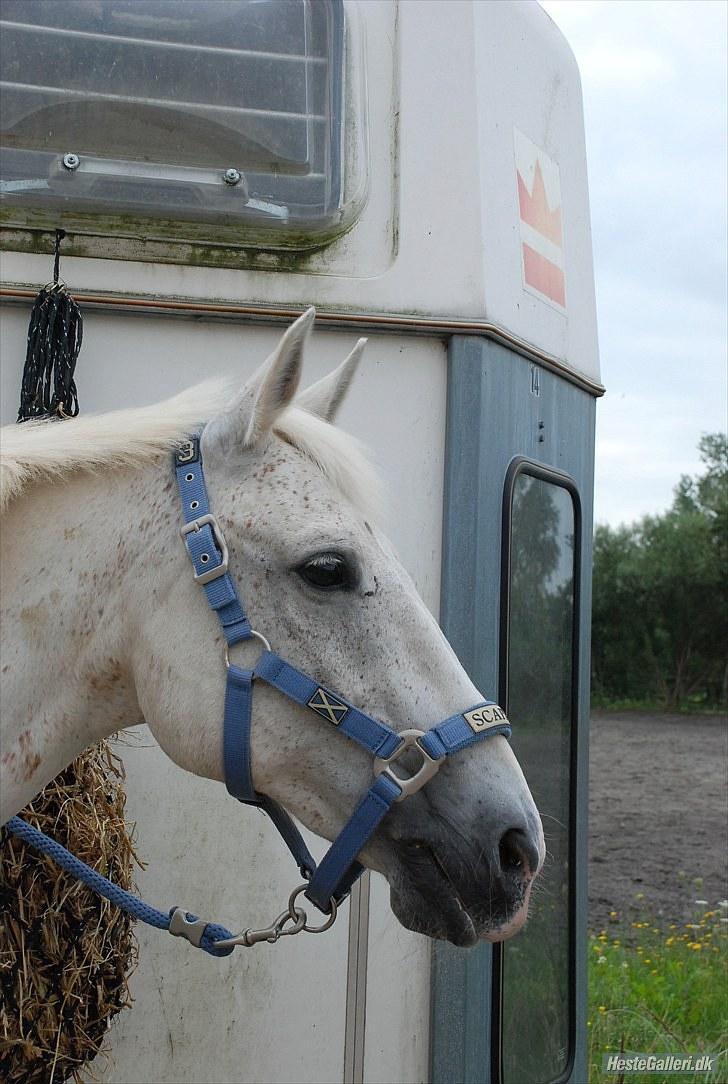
400,838 -> 429,859
403,839 -> 423,849
498,828 -> 537,880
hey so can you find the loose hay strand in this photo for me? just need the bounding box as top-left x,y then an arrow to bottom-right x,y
1,742 -> 139,1084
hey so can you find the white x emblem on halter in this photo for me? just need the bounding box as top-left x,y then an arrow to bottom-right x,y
307,688 -> 349,725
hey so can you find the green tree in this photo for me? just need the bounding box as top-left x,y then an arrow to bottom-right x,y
592,434 -> 727,708
591,523 -> 646,702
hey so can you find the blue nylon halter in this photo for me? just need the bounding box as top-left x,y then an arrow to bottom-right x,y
174,435 -> 512,913
5,434 -> 512,957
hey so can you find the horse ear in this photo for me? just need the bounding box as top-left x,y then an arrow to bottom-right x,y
296,338 -> 367,423
243,307 -> 315,444
206,307 -> 315,451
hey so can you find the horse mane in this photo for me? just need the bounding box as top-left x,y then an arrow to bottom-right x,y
0,381 -> 382,518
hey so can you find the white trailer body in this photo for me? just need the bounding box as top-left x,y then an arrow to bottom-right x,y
0,3 -> 600,1082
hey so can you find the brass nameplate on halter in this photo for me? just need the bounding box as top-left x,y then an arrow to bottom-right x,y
463,705 -> 509,733
307,688 -> 349,726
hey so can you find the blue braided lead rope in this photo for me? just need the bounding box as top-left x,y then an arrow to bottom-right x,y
5,815 -> 235,957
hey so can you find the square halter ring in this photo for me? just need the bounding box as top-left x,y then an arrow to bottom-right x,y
373,729 -> 441,802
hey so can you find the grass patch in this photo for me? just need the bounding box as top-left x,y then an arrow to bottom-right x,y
589,900 -> 728,1082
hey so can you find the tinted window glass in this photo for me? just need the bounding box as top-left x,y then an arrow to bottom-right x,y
0,0 -> 348,234
499,470 -> 577,1084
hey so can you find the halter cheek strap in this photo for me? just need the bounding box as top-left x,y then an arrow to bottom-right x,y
175,436 -> 512,915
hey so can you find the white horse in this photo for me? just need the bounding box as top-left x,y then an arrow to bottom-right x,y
0,309 -> 543,946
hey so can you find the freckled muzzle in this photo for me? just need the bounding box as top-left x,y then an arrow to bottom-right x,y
388,817 -> 542,946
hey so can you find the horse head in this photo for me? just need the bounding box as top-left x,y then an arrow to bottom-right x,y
130,309 -> 544,946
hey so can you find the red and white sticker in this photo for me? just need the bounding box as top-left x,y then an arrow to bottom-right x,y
514,129 -> 566,311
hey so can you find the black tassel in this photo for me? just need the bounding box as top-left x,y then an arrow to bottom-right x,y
17,230 -> 83,422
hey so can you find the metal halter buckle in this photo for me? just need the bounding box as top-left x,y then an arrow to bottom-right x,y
373,728 -> 441,801
180,514 -> 229,585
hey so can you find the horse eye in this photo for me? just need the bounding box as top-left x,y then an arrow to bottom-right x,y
298,553 -> 354,591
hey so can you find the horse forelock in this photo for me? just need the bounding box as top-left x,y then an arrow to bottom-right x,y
0,382 -> 382,519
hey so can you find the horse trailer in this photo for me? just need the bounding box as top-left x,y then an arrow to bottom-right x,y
0,2 -> 601,1082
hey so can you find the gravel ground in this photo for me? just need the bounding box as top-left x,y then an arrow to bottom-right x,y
589,711 -> 728,931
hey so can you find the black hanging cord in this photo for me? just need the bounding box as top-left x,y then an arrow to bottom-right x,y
17,229 -> 83,422
52,228 -> 63,287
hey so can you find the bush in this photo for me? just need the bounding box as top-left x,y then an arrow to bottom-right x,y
592,435 -> 728,710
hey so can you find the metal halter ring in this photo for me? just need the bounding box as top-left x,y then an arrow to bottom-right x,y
373,728 -> 441,801
224,629 -> 271,670
288,883 -> 338,933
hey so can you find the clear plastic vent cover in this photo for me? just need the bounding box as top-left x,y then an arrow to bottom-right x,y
0,0 -> 363,243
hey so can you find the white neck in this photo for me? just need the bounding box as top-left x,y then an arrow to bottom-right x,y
0,462 -> 167,818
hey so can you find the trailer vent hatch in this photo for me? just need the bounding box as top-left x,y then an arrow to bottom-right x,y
0,0 -> 359,246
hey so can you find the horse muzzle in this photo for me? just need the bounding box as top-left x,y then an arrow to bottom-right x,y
386,813 -> 544,947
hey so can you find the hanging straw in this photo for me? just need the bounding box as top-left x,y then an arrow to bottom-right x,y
0,744 -> 139,1083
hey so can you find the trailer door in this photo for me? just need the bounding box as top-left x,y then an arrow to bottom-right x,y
431,336 -> 594,1084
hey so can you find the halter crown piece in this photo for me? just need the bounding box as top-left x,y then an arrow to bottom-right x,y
6,437 -> 511,957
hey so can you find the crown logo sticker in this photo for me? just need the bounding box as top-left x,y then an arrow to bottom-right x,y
514,128 -> 566,311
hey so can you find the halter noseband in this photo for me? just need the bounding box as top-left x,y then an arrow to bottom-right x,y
174,435 -> 512,924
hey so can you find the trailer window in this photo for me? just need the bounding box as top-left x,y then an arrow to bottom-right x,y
496,464 -> 579,1084
0,0 -> 362,249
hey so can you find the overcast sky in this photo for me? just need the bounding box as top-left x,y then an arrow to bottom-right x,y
541,0 -> 727,528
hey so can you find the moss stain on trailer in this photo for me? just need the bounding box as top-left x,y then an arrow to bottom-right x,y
0,213 -> 347,274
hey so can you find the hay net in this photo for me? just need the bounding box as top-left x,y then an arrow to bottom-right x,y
1,742 -> 138,1084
